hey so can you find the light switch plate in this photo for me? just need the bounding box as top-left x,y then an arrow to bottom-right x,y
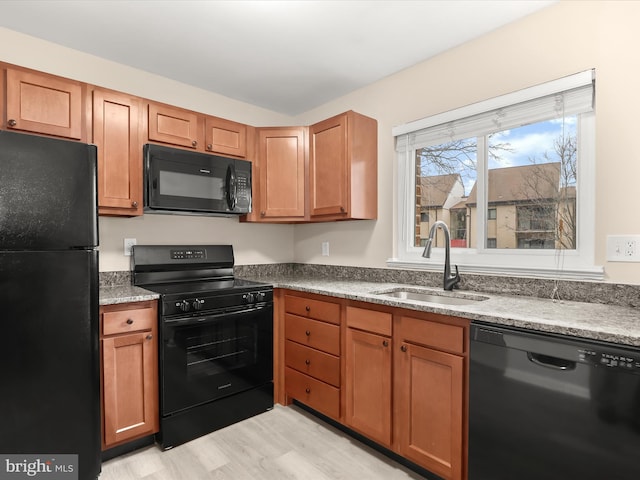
606,235 -> 640,262
322,241 -> 330,256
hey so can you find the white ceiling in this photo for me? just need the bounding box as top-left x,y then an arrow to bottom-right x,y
0,0 -> 557,115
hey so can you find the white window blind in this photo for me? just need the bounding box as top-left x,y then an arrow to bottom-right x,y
394,70 -> 594,152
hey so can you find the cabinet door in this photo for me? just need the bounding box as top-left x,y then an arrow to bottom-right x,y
345,328 -> 392,447
5,68 -> 83,139
102,330 -> 158,448
257,127 -> 306,219
205,116 -> 247,157
147,102 -> 202,149
395,342 -> 464,480
93,89 -> 142,215
309,113 -> 349,217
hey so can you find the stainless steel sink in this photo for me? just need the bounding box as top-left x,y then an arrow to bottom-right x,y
376,289 -> 488,306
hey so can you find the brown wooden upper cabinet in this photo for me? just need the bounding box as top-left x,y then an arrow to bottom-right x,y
309,111 -> 377,221
147,102 -> 203,150
3,67 -> 85,140
92,88 -> 143,216
205,116 -> 247,157
246,127 -> 306,222
244,111 -> 377,223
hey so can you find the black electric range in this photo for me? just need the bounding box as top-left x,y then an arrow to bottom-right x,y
132,244 -> 274,449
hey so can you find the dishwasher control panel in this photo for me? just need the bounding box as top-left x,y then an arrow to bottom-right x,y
578,348 -> 640,372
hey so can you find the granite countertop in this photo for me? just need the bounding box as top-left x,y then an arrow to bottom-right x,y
261,276 -> 640,348
98,274 -> 640,348
99,284 -> 159,306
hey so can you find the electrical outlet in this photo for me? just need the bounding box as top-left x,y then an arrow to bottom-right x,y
606,235 -> 640,262
124,238 -> 137,256
322,241 -> 330,256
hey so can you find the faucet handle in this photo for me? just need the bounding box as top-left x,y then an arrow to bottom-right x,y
452,265 -> 461,289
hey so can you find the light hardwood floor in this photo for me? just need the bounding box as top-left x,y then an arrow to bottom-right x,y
100,404 -> 425,479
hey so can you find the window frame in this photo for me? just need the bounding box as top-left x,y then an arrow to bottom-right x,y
389,71 -> 602,281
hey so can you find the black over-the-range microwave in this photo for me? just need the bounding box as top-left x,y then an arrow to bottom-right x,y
143,144 -> 252,216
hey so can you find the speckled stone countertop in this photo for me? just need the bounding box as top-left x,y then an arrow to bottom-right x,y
99,284 -> 159,306
98,267 -> 640,347
261,276 -> 640,348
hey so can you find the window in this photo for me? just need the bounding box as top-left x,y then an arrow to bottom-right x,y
392,70 -> 601,280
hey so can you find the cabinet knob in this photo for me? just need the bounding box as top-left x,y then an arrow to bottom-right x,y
126,318 -> 134,325
340,206 -> 346,213
305,306 -> 311,312
383,340 -> 389,347
260,211 -> 266,217
305,330 -> 311,336
401,345 -> 407,352
305,388 -> 311,394
192,140 -> 198,147
146,334 -> 153,340
7,119 -> 17,127
131,201 -> 138,208
305,359 -> 311,365
207,144 -> 212,150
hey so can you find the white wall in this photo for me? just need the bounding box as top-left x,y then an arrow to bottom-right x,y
3,0 -> 640,284
291,0 -> 640,285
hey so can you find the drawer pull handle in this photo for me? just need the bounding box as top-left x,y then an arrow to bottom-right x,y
305,330 -> 311,336
305,359 -> 311,365
305,388 -> 311,394
305,306 -> 311,312
146,334 -> 153,340
126,319 -> 134,325
383,340 -> 389,347
401,345 -> 407,352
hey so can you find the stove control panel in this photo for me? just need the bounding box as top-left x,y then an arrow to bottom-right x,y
171,249 -> 206,260
243,291 -> 268,304
164,288 -> 273,317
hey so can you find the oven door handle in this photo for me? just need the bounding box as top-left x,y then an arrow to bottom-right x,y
165,304 -> 271,327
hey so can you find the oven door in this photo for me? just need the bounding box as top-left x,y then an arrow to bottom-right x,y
161,304 -> 273,415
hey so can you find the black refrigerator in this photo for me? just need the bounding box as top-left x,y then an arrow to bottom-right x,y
0,131 -> 101,479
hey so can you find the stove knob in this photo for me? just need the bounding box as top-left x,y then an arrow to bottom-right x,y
245,292 -> 255,304
179,300 -> 191,312
257,291 -> 266,301
192,299 -> 202,311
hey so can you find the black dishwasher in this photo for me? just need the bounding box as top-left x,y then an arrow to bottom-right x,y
469,322 -> 640,480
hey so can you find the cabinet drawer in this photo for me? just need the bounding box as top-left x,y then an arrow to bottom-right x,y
285,340 -> 340,387
398,315 -> 465,354
284,295 -> 340,325
103,307 -> 155,336
285,314 -> 340,355
346,306 -> 392,336
285,367 -> 340,419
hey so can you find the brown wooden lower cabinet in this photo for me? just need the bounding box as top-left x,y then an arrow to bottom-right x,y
279,290 -> 468,480
345,327 -> 392,447
100,300 -> 159,450
395,340 -> 464,480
